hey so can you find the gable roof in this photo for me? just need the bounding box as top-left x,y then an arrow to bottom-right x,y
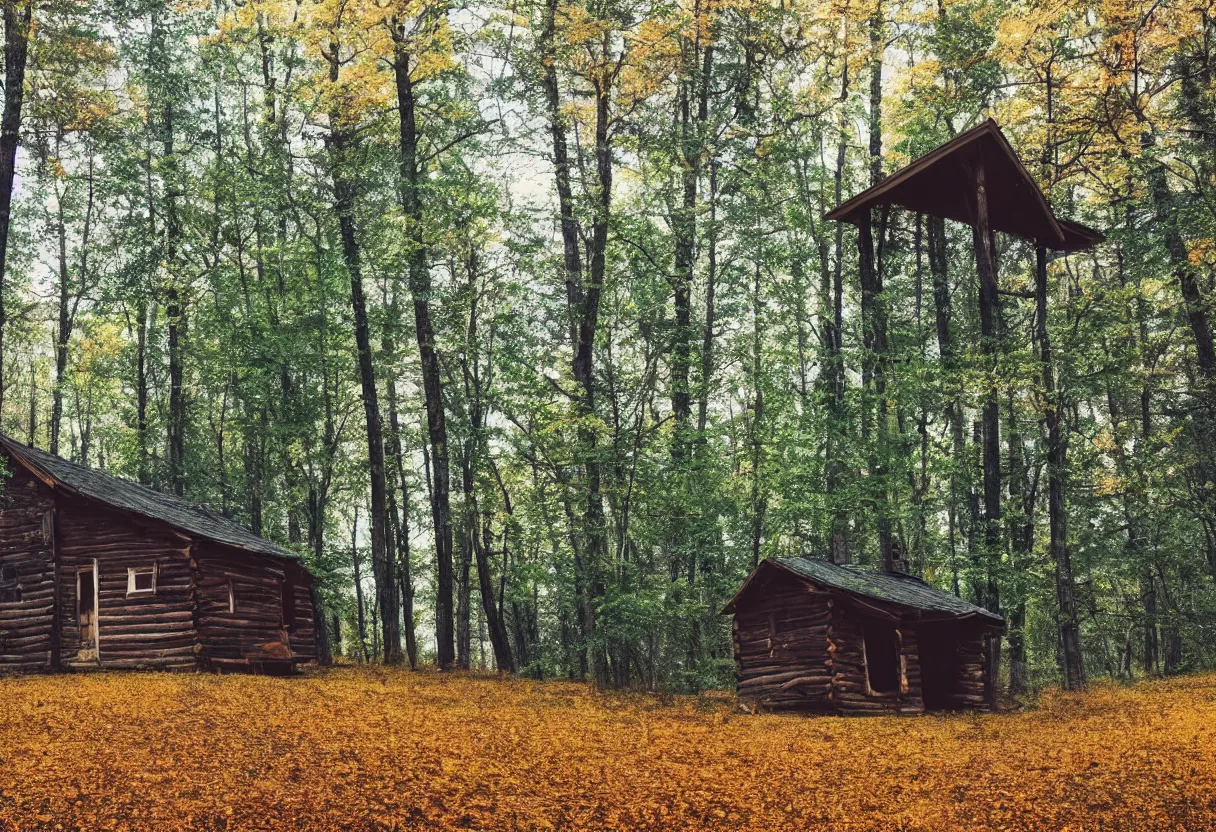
825,118 -> 1103,252
0,435 -> 298,561
722,557 -> 1004,627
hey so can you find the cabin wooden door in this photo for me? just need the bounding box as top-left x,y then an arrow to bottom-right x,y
78,567 -> 97,652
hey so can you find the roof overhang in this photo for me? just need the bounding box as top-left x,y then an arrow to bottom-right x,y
722,558 -> 1005,631
0,435 -> 304,566
721,559 -> 820,615
826,119 -> 1099,252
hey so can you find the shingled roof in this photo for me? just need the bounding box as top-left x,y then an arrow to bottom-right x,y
723,557 -> 1004,626
0,434 -> 298,561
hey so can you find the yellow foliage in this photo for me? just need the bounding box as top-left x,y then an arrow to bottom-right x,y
0,669 -> 1212,830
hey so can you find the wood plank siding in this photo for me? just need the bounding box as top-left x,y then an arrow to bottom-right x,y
0,445 -> 318,676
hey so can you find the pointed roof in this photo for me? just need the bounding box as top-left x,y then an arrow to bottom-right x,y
826,118 -> 1102,251
722,557 -> 1004,627
0,434 -> 299,561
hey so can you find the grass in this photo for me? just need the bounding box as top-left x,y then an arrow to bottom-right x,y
0,667 -> 1213,830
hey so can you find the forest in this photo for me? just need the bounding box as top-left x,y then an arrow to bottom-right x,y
2,0 -> 1216,695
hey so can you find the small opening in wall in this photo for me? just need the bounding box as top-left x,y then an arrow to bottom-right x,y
863,619 -> 901,695
127,565 -> 157,596
0,563 -> 20,603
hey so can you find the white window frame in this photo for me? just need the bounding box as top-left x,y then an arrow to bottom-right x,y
126,564 -> 157,597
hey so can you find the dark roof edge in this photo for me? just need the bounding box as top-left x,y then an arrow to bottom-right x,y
722,558 -> 1004,629
0,436 -> 300,563
825,118 -> 1077,249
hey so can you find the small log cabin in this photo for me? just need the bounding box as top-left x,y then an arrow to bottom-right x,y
0,434 -> 318,675
723,558 -> 1005,715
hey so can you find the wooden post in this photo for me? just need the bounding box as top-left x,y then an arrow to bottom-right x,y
971,163 -> 1002,706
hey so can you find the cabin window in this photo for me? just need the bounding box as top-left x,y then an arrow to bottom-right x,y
127,565 -> 157,597
282,576 -> 297,632
0,563 -> 20,603
862,620 -> 901,695
228,579 -> 236,614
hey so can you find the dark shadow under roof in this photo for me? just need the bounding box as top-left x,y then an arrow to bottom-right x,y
826,119 -> 1103,252
0,435 -> 298,561
723,557 -> 1004,627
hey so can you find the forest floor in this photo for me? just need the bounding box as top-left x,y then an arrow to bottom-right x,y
0,668 -> 1212,831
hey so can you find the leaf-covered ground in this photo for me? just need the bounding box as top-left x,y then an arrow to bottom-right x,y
0,669 -> 1212,831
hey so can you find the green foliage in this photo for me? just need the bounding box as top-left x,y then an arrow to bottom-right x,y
3,0 -> 1216,690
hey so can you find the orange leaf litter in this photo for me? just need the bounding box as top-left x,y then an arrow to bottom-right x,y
0,669 -> 1212,831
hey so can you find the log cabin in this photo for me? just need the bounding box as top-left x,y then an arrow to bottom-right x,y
723,558 -> 1005,715
0,434 -> 318,675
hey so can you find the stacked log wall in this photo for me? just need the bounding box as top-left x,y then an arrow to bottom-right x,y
898,624 -> 925,714
0,467 -> 54,672
827,603 -> 925,715
195,544 -> 299,666
55,502 -> 198,671
946,630 -> 989,710
286,563 -> 317,663
733,578 -> 832,711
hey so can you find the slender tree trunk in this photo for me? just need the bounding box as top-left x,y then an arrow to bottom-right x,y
326,44 -> 401,665
1006,393 -> 1033,697
858,209 -> 895,570
388,403 -> 418,671
391,29 -> 454,669
0,1 -> 32,418
457,499 -> 472,669
164,140 -> 185,495
148,10 -> 187,496
475,510 -> 515,672
927,215 -> 971,588
863,6 -> 896,571
1037,245 -> 1083,689
538,0 -> 611,684
823,70 -> 850,566
748,263 -> 766,568
382,330 -> 418,671
135,298 -> 150,485
696,160 -> 718,441
51,196 -> 69,456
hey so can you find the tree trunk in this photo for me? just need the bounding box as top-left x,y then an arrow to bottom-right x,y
476,511 -> 515,672
972,163 -> 1003,705
51,194 -> 69,456
858,210 -> 895,570
326,44 -> 401,665
1006,392 -> 1034,697
350,511 -> 369,663
161,102 -> 185,495
135,298 -> 150,485
863,8 -> 896,571
0,1 -> 32,417
748,263 -> 766,569
1036,246 -> 1083,689
391,27 -> 454,670
825,76 -> 850,566
538,0 -> 611,685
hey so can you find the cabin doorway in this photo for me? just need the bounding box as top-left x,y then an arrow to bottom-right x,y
862,619 -> 901,694
918,623 -> 959,709
77,566 -> 97,657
